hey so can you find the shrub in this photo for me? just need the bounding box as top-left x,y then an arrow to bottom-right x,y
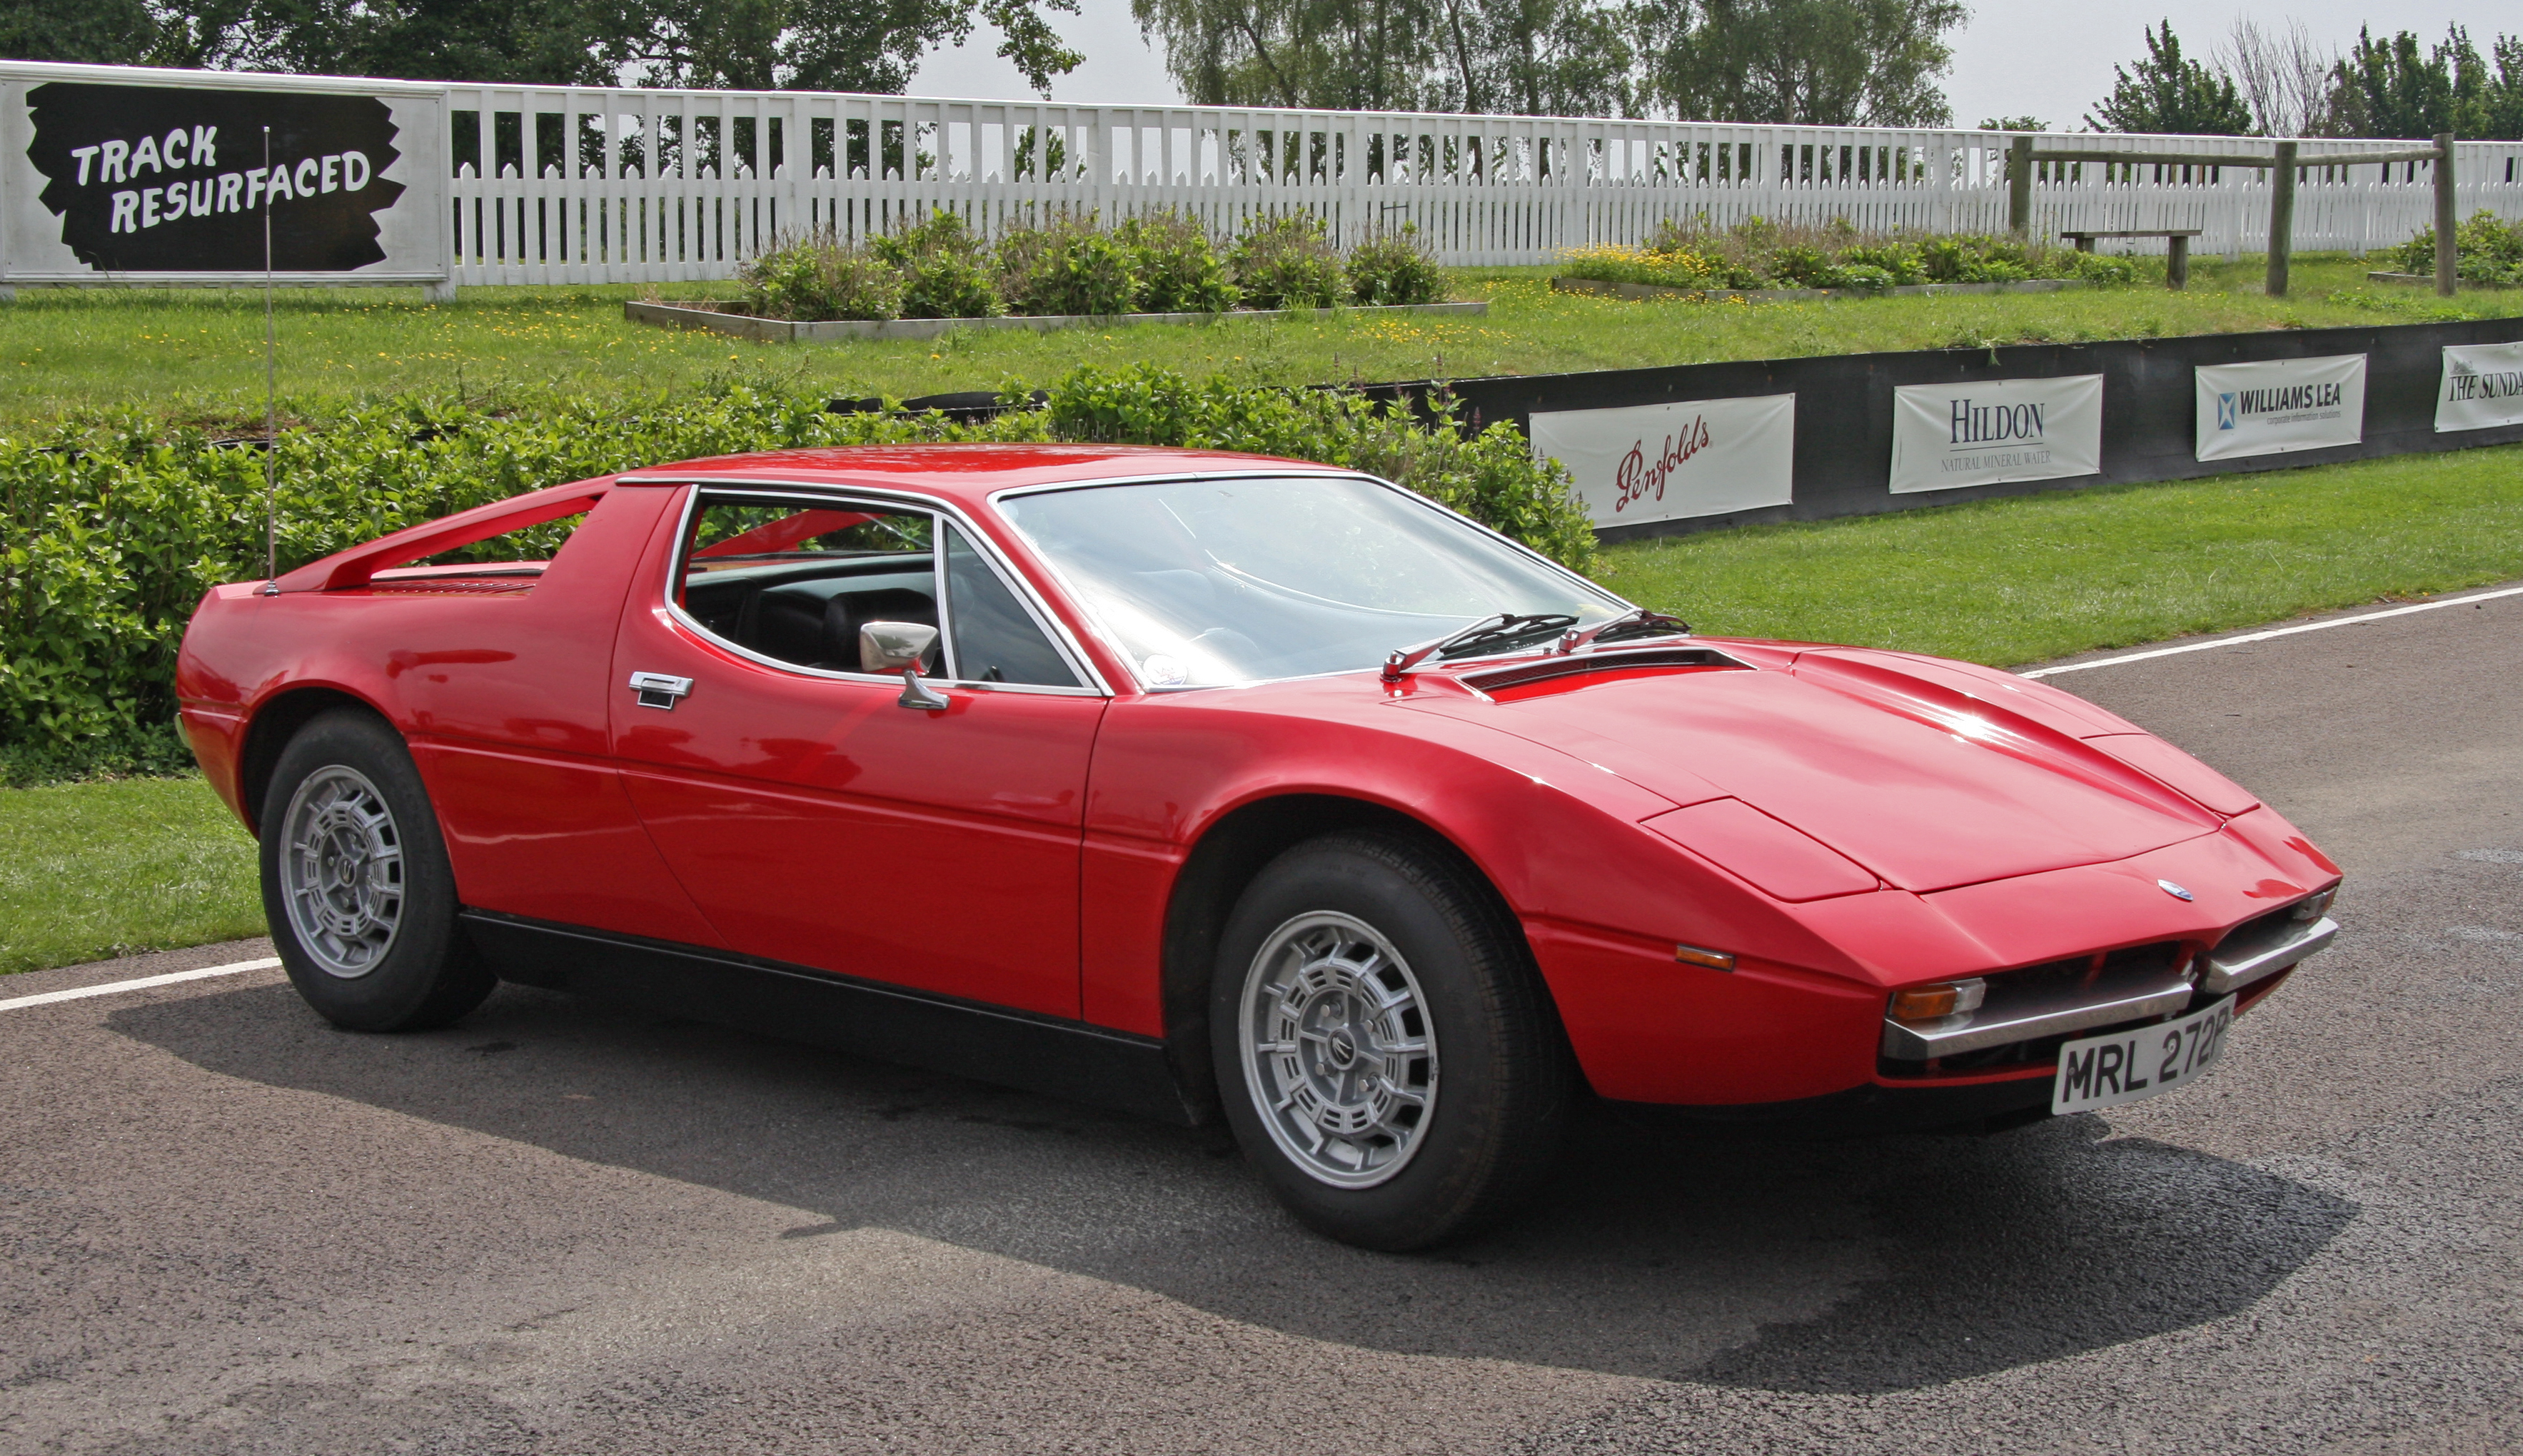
2389,211 -> 2523,284
872,208 -> 1003,319
1232,213 -> 1346,310
1118,210 -> 1239,313
735,232 -> 905,322
1566,219 -> 2134,293
998,216 -> 1142,317
1,368 -> 1593,777
1346,224 -> 1446,305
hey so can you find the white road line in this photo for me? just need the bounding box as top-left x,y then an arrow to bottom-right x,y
0,958 -> 281,1013
2021,584 -> 2523,679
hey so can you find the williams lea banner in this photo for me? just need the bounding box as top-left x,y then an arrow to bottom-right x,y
2436,341 -> 2523,433
1888,374 -> 2103,494
1530,395 -> 1796,527
1,64 -> 445,285
2194,354 -> 2367,460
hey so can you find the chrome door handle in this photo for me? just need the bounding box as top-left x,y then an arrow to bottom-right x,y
628,672 -> 693,709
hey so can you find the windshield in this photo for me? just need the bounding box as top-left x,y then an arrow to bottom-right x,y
997,475 -> 1628,687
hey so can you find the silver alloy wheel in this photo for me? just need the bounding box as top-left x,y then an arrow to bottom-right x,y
277,764 -> 406,979
1237,911 -> 1440,1189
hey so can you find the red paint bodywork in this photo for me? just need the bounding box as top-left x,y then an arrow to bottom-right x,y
177,445 -> 2339,1111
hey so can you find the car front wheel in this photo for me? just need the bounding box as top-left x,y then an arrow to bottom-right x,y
260,707 -> 494,1031
1211,831 -> 1571,1250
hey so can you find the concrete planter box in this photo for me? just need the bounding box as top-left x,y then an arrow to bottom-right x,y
1549,275 -> 2090,304
625,298 -> 1486,341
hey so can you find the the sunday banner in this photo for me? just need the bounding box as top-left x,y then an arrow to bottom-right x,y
1888,373 -> 2103,494
2194,354 -> 2367,460
2436,340 -> 2523,433
1530,394 -> 1797,527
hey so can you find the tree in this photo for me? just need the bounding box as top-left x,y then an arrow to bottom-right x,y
1976,116 -> 2045,131
1636,0 -> 1964,127
2327,26 -> 2451,139
2455,31 -> 2523,139
1129,0 -> 1448,111
31,0 -> 1083,94
2086,21 -> 2251,134
0,0 -> 163,64
2217,16 -> 2335,136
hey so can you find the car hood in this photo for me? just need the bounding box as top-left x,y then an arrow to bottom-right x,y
1398,645 -> 2226,894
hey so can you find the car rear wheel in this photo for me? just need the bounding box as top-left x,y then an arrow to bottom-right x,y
260,708 -> 493,1031
1212,831 -> 1571,1250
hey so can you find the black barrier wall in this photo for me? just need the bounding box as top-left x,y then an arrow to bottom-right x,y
1364,315 -> 2523,542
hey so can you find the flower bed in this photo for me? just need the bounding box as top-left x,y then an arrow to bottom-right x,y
625,297 -> 1486,342
708,208 -> 1449,325
1558,217 -> 2142,295
2380,211 -> 2523,285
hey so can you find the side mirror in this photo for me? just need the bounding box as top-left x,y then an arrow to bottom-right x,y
860,620 -> 950,711
858,620 -> 938,674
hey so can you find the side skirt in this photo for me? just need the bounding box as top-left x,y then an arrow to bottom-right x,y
459,909 -> 1199,1126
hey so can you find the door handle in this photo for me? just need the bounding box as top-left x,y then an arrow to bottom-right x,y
628,671 -> 693,709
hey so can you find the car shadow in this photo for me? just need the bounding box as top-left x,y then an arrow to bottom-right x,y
109,980 -> 2355,1390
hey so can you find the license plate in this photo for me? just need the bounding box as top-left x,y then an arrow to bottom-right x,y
2051,995 -> 2235,1115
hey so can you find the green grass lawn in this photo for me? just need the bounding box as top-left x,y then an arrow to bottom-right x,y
6,440 -> 2516,977
0,775 -> 263,976
1601,443 -> 2523,665
4,254 -> 2509,429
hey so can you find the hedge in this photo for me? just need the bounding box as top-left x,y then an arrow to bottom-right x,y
0,368 -> 1590,783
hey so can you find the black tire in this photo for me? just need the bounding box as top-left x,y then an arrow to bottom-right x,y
1210,831 -> 1571,1250
258,707 -> 493,1031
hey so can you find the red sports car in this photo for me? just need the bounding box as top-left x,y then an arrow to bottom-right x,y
177,445 -> 2340,1249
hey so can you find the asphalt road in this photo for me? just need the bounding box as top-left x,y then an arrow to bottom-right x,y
5,590 -> 2520,1455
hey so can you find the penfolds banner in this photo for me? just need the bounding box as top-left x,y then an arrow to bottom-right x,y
2,64 -> 445,285
1528,394 -> 1796,527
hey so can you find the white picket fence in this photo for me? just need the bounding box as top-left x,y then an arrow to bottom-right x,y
443,85 -> 2523,285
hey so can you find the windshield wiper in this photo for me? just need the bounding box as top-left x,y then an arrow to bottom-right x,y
1381,612 -> 1579,682
1553,607 -> 1691,654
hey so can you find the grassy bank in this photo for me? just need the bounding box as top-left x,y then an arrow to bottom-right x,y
4,255 -> 2510,428
1601,444 -> 2523,665
6,442 -> 2517,976
0,776 -> 261,976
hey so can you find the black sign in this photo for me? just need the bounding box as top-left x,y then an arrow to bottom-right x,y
26,81 -> 405,273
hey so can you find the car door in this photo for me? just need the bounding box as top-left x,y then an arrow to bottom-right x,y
608,485 -> 1108,1018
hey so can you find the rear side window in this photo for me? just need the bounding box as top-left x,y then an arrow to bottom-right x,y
944,525 -> 1082,687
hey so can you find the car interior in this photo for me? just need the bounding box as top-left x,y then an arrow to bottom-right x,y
675,495 -> 1079,687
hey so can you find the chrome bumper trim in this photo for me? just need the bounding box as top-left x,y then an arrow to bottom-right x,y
1881,973 -> 2196,1060
2200,916 -> 2337,996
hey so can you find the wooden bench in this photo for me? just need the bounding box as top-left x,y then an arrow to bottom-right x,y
2060,228 -> 2203,290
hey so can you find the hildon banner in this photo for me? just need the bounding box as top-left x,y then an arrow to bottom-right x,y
1529,395 -> 1796,527
1888,374 -> 2103,494
1,67 -> 445,285
2195,354 -> 2367,460
2436,341 -> 2523,433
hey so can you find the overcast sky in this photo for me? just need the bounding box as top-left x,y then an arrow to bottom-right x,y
908,1 -> 2484,130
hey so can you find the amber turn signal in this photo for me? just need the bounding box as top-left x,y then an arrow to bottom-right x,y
1889,977 -> 1987,1023
1673,943 -> 1736,971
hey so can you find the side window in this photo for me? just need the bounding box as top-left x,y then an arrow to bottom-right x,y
678,495 -> 939,673
943,525 -> 1084,687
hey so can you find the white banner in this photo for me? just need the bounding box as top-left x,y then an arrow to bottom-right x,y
1531,395 -> 1796,527
2437,341 -> 2523,433
2195,355 -> 2367,460
1888,374 -> 2103,495
2,64 -> 446,286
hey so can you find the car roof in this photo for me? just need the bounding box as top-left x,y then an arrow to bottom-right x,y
615,443 -> 1345,512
